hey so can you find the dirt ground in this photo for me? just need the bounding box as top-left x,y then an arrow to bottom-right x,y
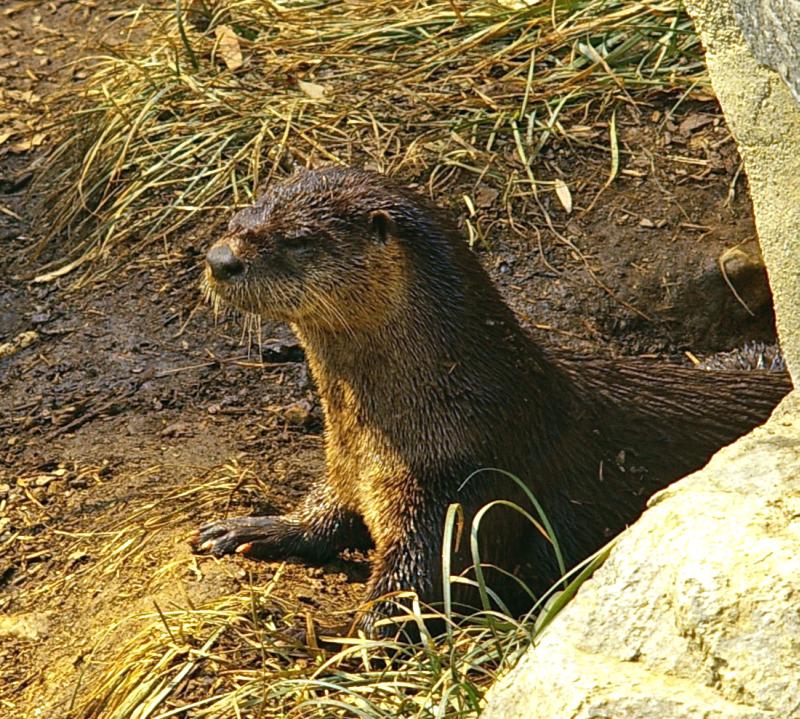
0,2 -> 779,718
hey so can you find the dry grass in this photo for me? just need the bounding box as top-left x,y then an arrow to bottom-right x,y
59,460 -> 611,719
31,0 -> 705,286
4,453 -> 611,718
16,2 -> 701,715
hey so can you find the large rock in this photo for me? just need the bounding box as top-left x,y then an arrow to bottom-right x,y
483,400 -> 800,718
732,0 -> 800,103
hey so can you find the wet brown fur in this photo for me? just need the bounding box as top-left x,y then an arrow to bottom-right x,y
195,166 -> 793,633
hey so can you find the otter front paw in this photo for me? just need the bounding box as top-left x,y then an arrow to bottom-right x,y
192,515 -> 300,559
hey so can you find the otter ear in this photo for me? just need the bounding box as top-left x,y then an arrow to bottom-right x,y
369,209 -> 395,244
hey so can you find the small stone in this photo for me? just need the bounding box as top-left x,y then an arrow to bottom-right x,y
283,400 -> 313,427
0,612 -> 52,641
161,421 -> 190,438
46,480 -> 67,497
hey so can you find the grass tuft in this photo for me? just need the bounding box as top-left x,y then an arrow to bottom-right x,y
66,546 -> 612,718
55,459 -> 612,719
32,0 -> 704,285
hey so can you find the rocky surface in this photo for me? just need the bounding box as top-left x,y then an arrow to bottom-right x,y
732,0 -> 800,103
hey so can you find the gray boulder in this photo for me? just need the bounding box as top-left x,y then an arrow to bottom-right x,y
733,0 -> 800,103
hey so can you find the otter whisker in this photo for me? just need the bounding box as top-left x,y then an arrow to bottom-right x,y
239,311 -> 250,350
314,290 -> 347,336
310,285 -> 356,339
307,287 -> 339,334
243,311 -> 263,360
256,313 -> 264,363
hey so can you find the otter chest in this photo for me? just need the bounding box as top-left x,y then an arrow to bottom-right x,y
321,378 -> 410,515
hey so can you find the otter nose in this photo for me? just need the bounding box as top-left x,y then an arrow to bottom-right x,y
206,244 -> 244,281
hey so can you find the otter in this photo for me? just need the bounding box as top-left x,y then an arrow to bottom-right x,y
193,166 -> 792,636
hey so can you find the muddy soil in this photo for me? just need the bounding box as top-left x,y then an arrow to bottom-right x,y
0,2 -> 779,717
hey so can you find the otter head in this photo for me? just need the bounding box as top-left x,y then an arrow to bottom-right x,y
204,167 -> 415,332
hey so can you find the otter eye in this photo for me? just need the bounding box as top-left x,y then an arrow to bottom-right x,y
282,233 -> 316,253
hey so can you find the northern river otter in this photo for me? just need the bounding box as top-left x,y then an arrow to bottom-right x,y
194,166 -> 792,635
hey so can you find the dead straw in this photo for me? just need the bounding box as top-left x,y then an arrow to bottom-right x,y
31,0 -> 704,286
19,2 -> 701,715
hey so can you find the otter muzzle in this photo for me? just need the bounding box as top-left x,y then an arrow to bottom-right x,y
206,244 -> 244,282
